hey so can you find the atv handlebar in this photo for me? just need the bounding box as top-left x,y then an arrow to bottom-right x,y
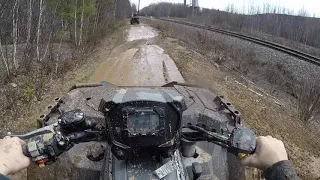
8,109 -> 256,167
8,109 -> 106,167
20,130 -> 106,167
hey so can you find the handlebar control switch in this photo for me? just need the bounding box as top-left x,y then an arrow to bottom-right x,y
58,109 -> 87,132
25,134 -> 56,168
230,126 -> 256,155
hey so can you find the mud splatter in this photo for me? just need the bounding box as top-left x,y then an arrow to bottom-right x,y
74,156 -> 82,164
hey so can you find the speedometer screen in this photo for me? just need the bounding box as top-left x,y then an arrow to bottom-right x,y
127,114 -> 160,134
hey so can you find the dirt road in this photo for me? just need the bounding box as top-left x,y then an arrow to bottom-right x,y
90,25 -> 184,86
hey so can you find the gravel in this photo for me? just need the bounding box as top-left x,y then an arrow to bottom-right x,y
204,27 -> 320,81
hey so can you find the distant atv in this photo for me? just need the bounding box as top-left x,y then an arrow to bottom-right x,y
130,14 -> 140,25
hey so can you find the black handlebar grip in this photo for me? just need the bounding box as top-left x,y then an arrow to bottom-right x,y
22,145 -> 31,157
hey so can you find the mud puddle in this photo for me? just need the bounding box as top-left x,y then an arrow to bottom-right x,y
90,25 -> 184,86
127,25 -> 158,41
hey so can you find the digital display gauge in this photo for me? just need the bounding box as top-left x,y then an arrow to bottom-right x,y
127,113 -> 160,135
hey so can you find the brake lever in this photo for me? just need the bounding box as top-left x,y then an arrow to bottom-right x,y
185,124 -> 230,145
205,131 -> 230,144
7,123 -> 58,139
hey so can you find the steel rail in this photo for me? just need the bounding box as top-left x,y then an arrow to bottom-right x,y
146,17 -> 320,66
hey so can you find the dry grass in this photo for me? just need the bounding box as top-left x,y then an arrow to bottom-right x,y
298,80 -> 320,122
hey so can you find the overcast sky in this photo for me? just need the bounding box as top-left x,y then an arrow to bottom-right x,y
130,0 -> 320,17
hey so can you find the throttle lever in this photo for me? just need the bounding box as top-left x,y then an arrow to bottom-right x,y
22,145 -> 30,157
186,124 -> 230,144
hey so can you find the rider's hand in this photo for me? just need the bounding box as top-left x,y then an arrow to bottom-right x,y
0,136 -> 31,176
241,136 -> 288,170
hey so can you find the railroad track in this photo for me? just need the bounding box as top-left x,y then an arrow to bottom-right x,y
146,17 -> 320,66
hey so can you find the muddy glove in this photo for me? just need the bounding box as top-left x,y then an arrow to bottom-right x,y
0,137 -> 31,176
240,136 -> 288,170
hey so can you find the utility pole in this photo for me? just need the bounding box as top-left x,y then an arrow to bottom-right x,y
138,0 -> 140,15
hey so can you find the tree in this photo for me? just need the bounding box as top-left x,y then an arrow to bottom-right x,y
74,0 -> 77,45
132,3 -> 137,14
0,0 -> 131,81
27,0 -> 32,43
0,39 -> 9,76
115,0 -> 132,19
36,0 -> 44,61
12,0 -> 19,69
298,6 -> 309,17
78,0 -> 84,46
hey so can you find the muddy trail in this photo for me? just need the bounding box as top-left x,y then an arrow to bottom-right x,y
90,25 -> 184,86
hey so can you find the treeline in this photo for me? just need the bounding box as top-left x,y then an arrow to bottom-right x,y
0,0 -> 132,82
141,3 -> 191,18
140,3 -> 320,50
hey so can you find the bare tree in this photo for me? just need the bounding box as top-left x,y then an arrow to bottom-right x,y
298,6 -> 309,17
78,0 -> 85,46
27,0 -> 32,43
0,39 -> 9,76
93,5 -> 100,34
114,0 -> 117,18
12,0 -> 19,69
41,30 -> 52,61
74,0 -> 78,45
36,0 -> 44,61
0,0 -> 132,80
132,3 -> 137,14
0,0 -> 134,127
